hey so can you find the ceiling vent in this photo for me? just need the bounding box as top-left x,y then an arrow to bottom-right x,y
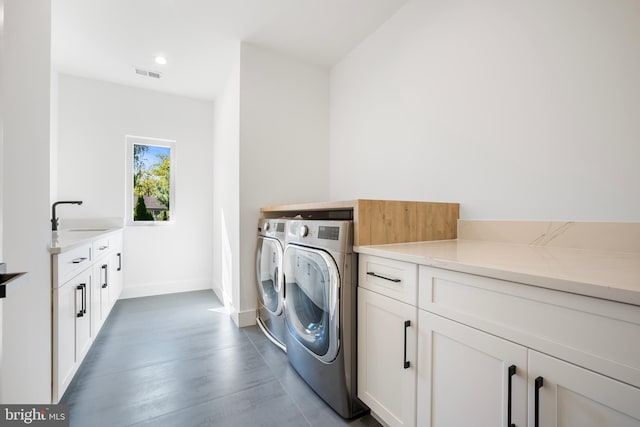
135,67 -> 162,79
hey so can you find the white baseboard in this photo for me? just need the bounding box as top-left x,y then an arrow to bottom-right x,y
211,281 -> 225,305
120,278 -> 211,299
231,308 -> 256,328
197,280 -> 256,328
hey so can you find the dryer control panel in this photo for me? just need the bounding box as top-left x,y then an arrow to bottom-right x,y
286,220 -> 353,254
318,226 -> 340,241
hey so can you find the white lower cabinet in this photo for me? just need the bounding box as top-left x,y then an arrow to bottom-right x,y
417,310 -> 527,426
530,350 -> 640,427
358,256 -> 640,427
90,232 -> 124,336
52,229 -> 124,403
358,287 -> 417,427
417,310 -> 640,426
91,260 -> 110,335
52,267 -> 92,402
110,247 -> 123,308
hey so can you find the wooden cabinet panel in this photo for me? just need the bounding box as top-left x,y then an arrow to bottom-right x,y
356,200 -> 458,246
357,200 -> 417,245
415,202 -> 459,242
260,199 -> 460,246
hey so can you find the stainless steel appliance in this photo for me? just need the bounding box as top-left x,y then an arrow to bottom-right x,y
255,218 -> 287,351
283,219 -> 367,418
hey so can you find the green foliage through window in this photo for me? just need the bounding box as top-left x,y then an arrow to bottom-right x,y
132,143 -> 172,221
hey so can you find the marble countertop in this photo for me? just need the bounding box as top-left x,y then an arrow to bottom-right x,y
356,239 -> 640,306
49,228 -> 122,254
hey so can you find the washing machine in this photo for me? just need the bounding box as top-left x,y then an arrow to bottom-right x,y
255,218 -> 287,351
283,219 -> 367,419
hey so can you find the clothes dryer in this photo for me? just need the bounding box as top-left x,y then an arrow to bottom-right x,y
283,219 -> 367,418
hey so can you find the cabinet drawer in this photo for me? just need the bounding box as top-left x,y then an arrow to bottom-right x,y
92,235 -> 111,260
359,254 -> 417,305
419,265 -> 640,389
54,243 -> 92,284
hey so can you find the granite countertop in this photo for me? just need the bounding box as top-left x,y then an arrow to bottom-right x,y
355,239 -> 640,306
49,228 -> 123,254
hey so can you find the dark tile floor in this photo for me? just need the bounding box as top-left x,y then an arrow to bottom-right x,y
61,290 -> 382,427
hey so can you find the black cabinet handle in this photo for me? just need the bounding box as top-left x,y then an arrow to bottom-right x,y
535,376 -> 544,427
117,253 -> 122,271
99,245 -> 108,251
367,271 -> 401,283
403,320 -> 411,369
76,284 -> 86,317
507,365 -> 516,427
101,264 -> 108,288
72,257 -> 87,264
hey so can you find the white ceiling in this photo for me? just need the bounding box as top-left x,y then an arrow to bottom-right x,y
52,0 -> 408,100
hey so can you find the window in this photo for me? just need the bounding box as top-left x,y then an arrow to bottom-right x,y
126,136 -> 175,225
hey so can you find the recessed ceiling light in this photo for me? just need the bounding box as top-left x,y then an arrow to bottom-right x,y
154,56 -> 167,65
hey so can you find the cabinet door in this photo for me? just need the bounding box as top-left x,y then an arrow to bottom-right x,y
418,311 -> 528,427
53,268 -> 91,402
75,270 -> 92,361
91,261 -> 110,335
100,262 -> 111,317
358,287 -> 417,427
529,351 -> 640,427
53,281 -> 76,397
109,249 -> 123,306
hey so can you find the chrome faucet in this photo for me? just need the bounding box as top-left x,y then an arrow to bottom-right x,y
51,201 -> 83,231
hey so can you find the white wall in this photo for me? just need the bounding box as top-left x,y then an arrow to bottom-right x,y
212,46 -> 240,314
50,69 -> 59,203
1,0 -> 52,403
237,43 -> 329,323
0,0 -> 4,404
57,74 -> 215,298
212,43 -> 329,326
330,0 -> 640,221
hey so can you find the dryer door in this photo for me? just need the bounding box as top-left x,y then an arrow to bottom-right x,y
256,236 -> 284,315
283,244 -> 340,363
